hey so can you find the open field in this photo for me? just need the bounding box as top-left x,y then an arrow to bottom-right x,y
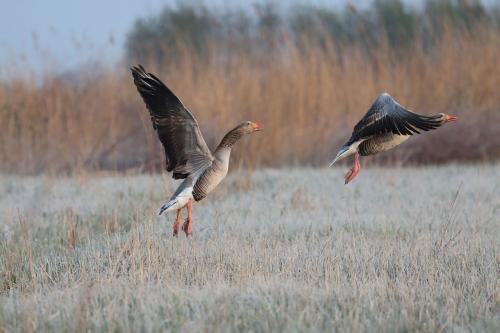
0,164 -> 499,332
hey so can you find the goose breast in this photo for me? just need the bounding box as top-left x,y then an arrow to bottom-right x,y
359,133 -> 411,156
192,160 -> 229,201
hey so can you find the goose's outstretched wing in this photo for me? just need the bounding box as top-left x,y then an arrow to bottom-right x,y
131,65 -> 213,179
347,93 -> 442,145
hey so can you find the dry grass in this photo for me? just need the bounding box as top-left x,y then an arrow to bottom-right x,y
0,165 -> 499,332
1,27 -> 499,174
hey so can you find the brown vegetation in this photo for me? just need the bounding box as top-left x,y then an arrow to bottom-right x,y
0,27 -> 499,174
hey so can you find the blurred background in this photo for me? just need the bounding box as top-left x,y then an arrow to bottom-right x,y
1,0 -> 499,175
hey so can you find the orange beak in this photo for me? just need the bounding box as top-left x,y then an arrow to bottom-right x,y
445,114 -> 457,122
250,121 -> 264,131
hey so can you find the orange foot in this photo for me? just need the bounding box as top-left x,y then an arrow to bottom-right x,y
173,224 -> 180,237
172,209 -> 181,237
344,153 -> 360,185
182,218 -> 192,237
345,167 -> 359,184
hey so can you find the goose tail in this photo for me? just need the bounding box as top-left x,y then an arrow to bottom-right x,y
329,145 -> 350,167
157,199 -> 178,216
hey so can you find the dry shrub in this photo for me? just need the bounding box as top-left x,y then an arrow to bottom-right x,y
0,27 -> 499,175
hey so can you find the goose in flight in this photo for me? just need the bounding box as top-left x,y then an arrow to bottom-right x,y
131,65 -> 263,236
330,93 -> 456,184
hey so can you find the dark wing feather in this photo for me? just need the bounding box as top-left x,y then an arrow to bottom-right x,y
347,93 -> 442,145
131,65 -> 213,179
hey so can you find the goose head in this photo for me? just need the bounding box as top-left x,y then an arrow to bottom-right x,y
438,113 -> 457,124
217,121 -> 263,150
241,121 -> 264,134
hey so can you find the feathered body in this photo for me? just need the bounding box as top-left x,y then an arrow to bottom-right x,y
160,125 -> 249,213
358,132 -> 411,156
193,150 -> 229,201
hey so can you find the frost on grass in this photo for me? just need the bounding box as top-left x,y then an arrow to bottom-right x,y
0,165 -> 499,332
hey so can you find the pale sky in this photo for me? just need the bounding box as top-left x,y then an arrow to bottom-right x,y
0,0 -> 171,73
0,0 -> 497,76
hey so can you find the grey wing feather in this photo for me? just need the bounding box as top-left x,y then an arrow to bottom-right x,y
347,93 -> 443,145
131,65 -> 213,179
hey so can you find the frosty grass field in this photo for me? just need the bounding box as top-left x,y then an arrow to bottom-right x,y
0,165 -> 499,332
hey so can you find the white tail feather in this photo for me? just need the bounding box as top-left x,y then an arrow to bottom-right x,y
329,156 -> 340,167
329,146 -> 349,167
157,200 -> 177,216
330,141 -> 363,167
157,187 -> 194,216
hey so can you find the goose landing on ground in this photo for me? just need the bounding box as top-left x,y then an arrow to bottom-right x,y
131,65 -> 263,236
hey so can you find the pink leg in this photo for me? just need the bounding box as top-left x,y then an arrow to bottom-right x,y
182,200 -> 193,237
345,153 -> 361,185
172,209 -> 182,237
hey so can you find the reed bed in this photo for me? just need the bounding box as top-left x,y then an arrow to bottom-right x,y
0,28 -> 499,174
